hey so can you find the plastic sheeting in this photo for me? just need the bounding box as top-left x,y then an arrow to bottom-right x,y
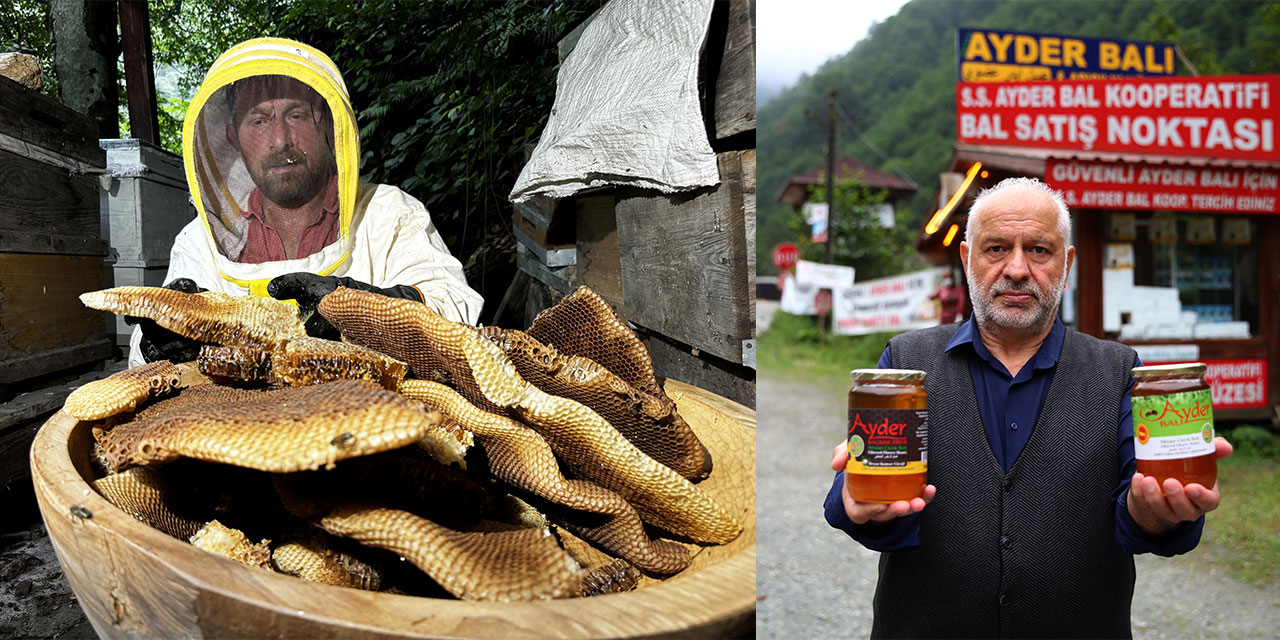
509,0 -> 719,203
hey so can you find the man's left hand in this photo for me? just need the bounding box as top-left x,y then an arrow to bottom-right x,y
268,272 -> 425,339
1127,436 -> 1233,536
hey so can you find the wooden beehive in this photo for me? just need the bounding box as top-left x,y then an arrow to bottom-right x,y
0,74 -> 110,395
31,373 -> 755,638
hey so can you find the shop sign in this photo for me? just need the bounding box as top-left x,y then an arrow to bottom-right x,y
956,74 -> 1280,162
957,28 -> 1176,83
832,268 -> 946,336
1046,158 -> 1280,214
1140,357 -> 1269,410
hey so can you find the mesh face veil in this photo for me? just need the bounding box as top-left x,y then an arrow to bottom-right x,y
184,39 -> 361,297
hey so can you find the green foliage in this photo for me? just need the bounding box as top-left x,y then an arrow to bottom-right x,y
757,310 -> 901,382
0,0 -> 58,96
789,176 -> 919,281
757,0 -> 1280,277
1222,424 -> 1280,460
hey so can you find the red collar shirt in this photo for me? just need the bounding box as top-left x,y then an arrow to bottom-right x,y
236,174 -> 340,264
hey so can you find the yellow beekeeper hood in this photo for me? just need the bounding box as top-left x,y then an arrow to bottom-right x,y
183,37 -> 360,297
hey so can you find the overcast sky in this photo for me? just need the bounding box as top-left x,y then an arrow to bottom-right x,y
757,0 -> 912,106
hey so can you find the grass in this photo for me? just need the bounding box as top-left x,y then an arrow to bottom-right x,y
1200,426 -> 1280,586
757,311 -> 902,382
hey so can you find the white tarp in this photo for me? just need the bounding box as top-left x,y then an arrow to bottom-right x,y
779,273 -> 818,316
833,267 -> 948,336
508,0 -> 720,203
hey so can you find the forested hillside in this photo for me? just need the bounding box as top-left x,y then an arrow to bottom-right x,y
757,0 -> 1280,275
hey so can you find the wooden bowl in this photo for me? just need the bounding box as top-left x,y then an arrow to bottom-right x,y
30,377 -> 755,639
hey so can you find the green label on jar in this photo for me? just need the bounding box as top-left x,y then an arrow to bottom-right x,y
1132,388 -> 1215,461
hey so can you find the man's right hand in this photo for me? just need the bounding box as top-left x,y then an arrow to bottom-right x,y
831,441 -> 937,525
130,278 -> 209,363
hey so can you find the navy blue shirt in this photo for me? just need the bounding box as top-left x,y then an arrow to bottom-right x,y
824,317 -> 1203,556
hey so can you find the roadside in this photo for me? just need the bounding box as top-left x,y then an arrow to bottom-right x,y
756,373 -> 1280,639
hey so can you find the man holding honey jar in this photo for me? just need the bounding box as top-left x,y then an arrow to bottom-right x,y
823,177 -> 1233,638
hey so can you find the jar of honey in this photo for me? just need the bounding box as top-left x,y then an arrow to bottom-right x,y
1132,363 -> 1217,491
845,369 -> 928,503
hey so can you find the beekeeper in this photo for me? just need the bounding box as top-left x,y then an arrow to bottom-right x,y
129,38 -> 482,365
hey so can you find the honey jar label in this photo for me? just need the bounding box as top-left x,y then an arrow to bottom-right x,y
846,408 -> 928,475
1132,388 -> 1215,460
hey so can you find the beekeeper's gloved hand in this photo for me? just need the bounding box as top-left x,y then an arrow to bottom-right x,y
128,278 -> 210,363
267,272 -> 424,339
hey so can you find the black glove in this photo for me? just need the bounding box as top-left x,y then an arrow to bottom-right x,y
267,272 -> 425,339
129,278 -> 209,363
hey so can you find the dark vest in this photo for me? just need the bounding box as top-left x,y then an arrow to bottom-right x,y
872,324 -> 1136,639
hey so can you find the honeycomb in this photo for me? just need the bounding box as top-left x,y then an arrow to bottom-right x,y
397,379 -> 690,575
99,380 -> 448,473
527,286 -> 664,399
92,467 -> 205,541
579,559 -> 641,597
190,520 -> 273,570
271,535 -> 382,591
318,288 -> 740,545
80,286 -> 306,350
64,360 -> 182,421
479,327 -> 710,480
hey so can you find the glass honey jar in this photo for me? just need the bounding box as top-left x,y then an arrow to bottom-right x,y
846,369 -> 928,503
1132,363 -> 1217,491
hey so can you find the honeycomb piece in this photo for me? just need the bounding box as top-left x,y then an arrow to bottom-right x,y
80,286 -> 306,350
190,520 -> 272,570
198,345 -> 274,383
415,417 -> 474,469
579,559 -> 641,597
92,467 -> 205,541
63,360 -> 183,421
397,379 -> 690,575
527,286 -> 664,399
273,336 -> 409,390
100,380 -> 448,473
314,504 -> 583,601
479,327 -> 710,480
272,536 -> 382,591
320,289 -> 741,545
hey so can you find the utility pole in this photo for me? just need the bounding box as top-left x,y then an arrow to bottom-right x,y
824,89 -> 836,264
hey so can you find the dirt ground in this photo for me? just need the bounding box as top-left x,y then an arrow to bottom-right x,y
756,373 -> 1280,639
0,489 -> 94,639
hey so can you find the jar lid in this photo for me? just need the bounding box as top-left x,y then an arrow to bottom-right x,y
1133,363 -> 1207,378
850,368 -> 926,383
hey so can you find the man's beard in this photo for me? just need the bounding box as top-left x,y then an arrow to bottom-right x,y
251,150 -> 330,208
967,263 -> 1067,333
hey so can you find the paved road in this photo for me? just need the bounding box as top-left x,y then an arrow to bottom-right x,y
756,374 -> 1280,639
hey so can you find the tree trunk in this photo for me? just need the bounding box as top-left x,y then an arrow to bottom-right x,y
49,0 -> 119,139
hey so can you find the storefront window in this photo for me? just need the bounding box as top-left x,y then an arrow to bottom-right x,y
1102,212 -> 1259,340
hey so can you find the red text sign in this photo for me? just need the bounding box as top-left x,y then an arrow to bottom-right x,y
1141,358 -> 1269,410
1046,159 -> 1280,213
956,75 -> 1280,162
773,242 -> 799,270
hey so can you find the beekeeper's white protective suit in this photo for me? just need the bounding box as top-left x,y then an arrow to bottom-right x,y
129,38 -> 482,366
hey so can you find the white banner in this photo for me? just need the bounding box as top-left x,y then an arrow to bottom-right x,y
779,273 -> 818,316
795,259 -> 855,289
833,268 -> 948,335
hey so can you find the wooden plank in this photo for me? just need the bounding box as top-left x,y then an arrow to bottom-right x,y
0,339 -> 112,385
646,331 -> 755,409
574,195 -> 623,307
0,230 -> 107,256
712,0 -> 755,140
119,0 -> 160,145
743,149 -> 756,333
0,75 -> 103,167
1075,211 -> 1104,338
0,254 -> 107,371
0,147 -> 102,240
616,151 -> 753,364
512,210 -> 574,250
